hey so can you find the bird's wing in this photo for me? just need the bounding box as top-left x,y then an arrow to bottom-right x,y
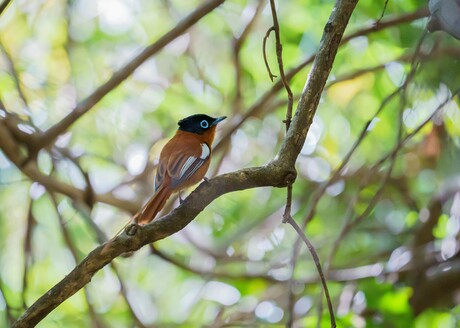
153,160 -> 166,192
166,142 -> 210,189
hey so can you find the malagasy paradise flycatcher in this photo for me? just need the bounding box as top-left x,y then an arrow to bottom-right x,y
132,114 -> 226,224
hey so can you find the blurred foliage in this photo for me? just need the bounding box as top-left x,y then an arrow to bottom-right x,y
1,0 -> 460,327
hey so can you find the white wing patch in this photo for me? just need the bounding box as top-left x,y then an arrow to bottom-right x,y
179,156 -> 197,178
200,143 -> 210,159
170,143 -> 211,189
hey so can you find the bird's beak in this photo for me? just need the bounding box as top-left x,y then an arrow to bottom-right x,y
211,116 -> 227,126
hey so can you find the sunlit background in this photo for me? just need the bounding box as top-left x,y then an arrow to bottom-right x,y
1,0 -> 460,327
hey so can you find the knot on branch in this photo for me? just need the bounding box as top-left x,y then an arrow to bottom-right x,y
324,22 -> 333,33
276,170 -> 297,188
284,171 -> 297,185
125,223 -> 139,236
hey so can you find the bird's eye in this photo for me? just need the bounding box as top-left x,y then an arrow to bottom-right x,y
200,120 -> 209,128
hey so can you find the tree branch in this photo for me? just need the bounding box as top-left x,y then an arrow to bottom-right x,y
375,0 -> 390,26
268,0 -> 293,132
288,217 -> 336,328
0,120 -> 138,213
0,42 -> 30,117
263,26 -> 277,82
0,0 -> 12,16
34,0 -> 225,150
214,7 -> 429,155
12,166 -> 282,327
266,1 -> 336,326
277,0 -> 358,165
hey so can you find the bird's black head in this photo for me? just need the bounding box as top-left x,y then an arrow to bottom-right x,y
178,114 -> 226,134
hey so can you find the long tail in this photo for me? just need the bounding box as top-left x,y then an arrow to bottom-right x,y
101,186 -> 172,254
134,185 -> 172,225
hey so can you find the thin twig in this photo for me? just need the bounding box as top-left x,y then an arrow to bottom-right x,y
266,2 -> 297,320
266,0 -> 337,326
0,42 -> 30,120
263,26 -> 277,81
21,202 -> 35,309
268,0 -> 294,131
267,0 -> 295,225
286,217 -> 336,328
282,184 -> 293,223
375,0 -> 390,26
344,6 -> 428,42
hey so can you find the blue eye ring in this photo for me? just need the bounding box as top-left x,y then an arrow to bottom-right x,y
200,120 -> 209,128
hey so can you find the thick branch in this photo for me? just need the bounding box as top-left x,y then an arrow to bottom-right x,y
277,0 -> 358,166
35,0 -> 225,150
12,165 -> 285,327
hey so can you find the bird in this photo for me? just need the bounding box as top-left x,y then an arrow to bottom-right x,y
132,114 -> 226,225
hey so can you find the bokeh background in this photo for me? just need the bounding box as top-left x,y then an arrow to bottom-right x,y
1,0 -> 460,327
